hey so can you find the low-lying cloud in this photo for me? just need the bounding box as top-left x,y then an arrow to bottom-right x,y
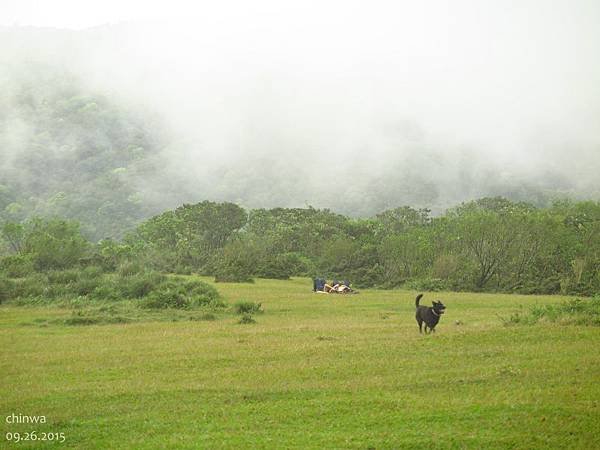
1,0 -> 599,216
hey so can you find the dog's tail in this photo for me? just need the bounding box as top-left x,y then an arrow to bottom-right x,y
415,293 -> 424,308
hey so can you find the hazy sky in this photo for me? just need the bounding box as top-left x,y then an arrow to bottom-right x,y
2,0 -> 600,211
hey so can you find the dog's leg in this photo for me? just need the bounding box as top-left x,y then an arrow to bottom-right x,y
417,318 -> 423,333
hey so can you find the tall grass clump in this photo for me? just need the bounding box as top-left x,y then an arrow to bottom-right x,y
234,301 -> 263,315
501,296 -> 600,326
2,266 -> 223,311
141,279 -> 223,309
118,271 -> 167,299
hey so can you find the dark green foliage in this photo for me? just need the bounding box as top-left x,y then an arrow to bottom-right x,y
46,269 -> 81,284
11,274 -> 48,299
130,201 -> 247,274
11,218 -> 91,271
116,261 -> 144,277
0,254 -> 35,277
142,284 -> 190,309
118,272 -> 166,299
234,301 -> 263,315
0,275 -> 14,304
119,197 -> 599,295
1,264 -> 223,310
95,239 -> 135,272
181,280 -> 222,306
141,278 -> 223,309
254,254 -> 295,280
404,278 -> 449,292
238,314 -> 256,324
214,239 -> 255,283
2,196 -> 600,296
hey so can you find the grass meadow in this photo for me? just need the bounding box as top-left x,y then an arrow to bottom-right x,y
1,277 -> 599,449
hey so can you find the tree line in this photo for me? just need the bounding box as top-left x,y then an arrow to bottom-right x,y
1,197 -> 598,296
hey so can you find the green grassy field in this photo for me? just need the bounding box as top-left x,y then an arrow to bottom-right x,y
1,277 -> 599,449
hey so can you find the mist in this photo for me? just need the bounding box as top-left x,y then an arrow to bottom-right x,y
2,0 -> 600,218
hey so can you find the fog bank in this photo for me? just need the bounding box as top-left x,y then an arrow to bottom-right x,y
2,0 -> 600,216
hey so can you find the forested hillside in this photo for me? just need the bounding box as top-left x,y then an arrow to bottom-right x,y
2,24 -> 600,243
0,64 -> 169,239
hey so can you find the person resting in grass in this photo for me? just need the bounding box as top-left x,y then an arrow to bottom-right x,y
333,283 -> 352,293
323,282 -> 352,293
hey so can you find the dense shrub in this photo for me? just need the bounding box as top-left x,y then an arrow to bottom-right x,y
22,218 -> 90,271
214,268 -> 254,283
234,301 -> 263,315
142,284 -> 189,309
0,255 -> 35,278
404,278 -> 449,292
0,275 -> 14,303
1,264 -> 224,310
73,277 -> 102,296
47,269 -> 81,284
81,265 -> 104,279
182,280 -> 222,306
238,314 -> 256,324
90,283 -> 121,301
255,254 -> 294,280
117,261 -> 144,277
141,278 -> 223,309
119,272 -> 166,298
2,197 -> 599,296
214,239 -> 255,283
11,274 -> 48,298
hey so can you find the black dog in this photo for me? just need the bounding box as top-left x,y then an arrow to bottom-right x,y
415,293 -> 446,333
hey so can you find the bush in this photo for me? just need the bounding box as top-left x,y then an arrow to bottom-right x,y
142,284 -> 190,309
214,269 -> 254,283
234,301 -> 263,315
0,255 -> 35,278
141,278 -> 223,309
91,283 -> 121,301
73,277 -> 102,296
23,218 -> 90,271
172,265 -> 193,275
404,278 -> 449,292
117,261 -> 144,277
214,240 -> 255,283
238,314 -> 256,324
0,276 -> 14,303
182,280 -> 223,307
513,276 -> 561,295
501,296 -> 600,326
255,254 -> 294,280
119,272 -> 166,298
47,269 -> 81,284
81,265 -> 104,279
11,274 -> 48,298
1,263 -> 224,311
